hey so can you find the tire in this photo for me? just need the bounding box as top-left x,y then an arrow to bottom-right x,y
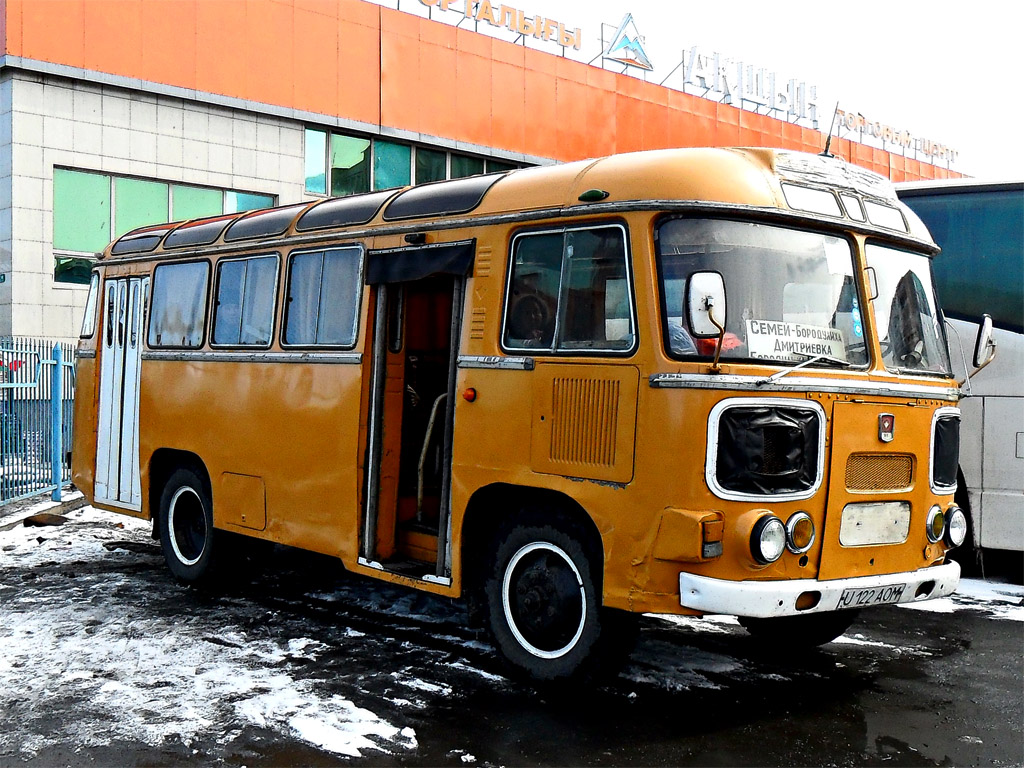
158,467 -> 217,585
483,518 -> 635,682
739,610 -> 860,648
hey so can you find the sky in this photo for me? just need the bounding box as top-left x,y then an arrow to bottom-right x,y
382,0 -> 1023,179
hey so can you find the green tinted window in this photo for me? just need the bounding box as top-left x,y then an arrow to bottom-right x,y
225,192 -> 275,213
451,154 -> 484,179
304,128 -> 327,195
331,134 -> 371,196
416,148 -> 447,184
54,256 -> 94,285
114,177 -> 168,238
53,169 -> 110,252
374,140 -> 411,190
172,185 -> 223,221
486,159 -> 517,173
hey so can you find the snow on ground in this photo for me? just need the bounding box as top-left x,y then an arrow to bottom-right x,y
898,577 -> 1024,621
0,505 -> 418,759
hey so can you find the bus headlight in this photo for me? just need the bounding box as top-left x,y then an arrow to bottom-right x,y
945,506 -> 967,548
925,505 -> 945,544
751,515 -> 786,564
785,511 -> 815,554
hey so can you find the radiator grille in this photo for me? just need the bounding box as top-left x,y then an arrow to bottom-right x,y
550,377 -> 620,466
845,453 -> 914,491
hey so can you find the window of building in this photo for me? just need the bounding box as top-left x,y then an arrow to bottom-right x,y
53,169 -> 275,285
503,225 -> 635,354
283,247 -> 363,347
330,135 -> 371,197
173,185 -> 224,221
212,255 -> 278,346
304,128 -> 328,195
225,191 -> 275,214
451,154 -> 485,178
54,169 -> 110,254
304,129 -> 518,196
374,140 -> 412,190
486,159 -> 517,173
148,261 -> 210,348
415,147 -> 447,185
114,177 -> 168,239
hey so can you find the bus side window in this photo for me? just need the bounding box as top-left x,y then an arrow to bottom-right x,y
148,261 -> 210,348
211,255 -> 277,347
283,246 -> 363,347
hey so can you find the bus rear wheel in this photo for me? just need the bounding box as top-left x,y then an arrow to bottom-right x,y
739,610 -> 860,648
483,519 -> 635,682
158,467 -> 216,585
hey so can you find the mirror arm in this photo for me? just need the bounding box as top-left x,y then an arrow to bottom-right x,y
968,342 -> 996,381
707,304 -> 726,372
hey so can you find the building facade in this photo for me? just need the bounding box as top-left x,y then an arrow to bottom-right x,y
0,0 -> 959,342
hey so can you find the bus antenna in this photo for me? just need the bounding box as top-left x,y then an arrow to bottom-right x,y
821,103 -> 840,158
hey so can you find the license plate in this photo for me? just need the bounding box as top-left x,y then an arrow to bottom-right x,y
837,583 -> 906,609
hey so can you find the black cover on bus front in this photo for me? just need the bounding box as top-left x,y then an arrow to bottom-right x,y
716,406 -> 819,495
365,241 -> 475,284
932,415 -> 960,489
382,174 -> 503,221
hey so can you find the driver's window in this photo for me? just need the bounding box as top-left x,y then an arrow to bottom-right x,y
503,225 -> 634,354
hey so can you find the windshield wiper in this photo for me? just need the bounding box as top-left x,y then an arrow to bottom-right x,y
757,352 -> 852,385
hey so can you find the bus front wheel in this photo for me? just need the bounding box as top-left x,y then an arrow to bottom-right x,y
158,467 -> 216,585
483,520 -> 634,681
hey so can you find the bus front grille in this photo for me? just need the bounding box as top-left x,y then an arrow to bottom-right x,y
845,453 -> 915,492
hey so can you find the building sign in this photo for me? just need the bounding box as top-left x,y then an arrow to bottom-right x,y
602,14 -> 652,71
836,109 -> 958,163
678,46 -> 818,128
418,0 -> 581,50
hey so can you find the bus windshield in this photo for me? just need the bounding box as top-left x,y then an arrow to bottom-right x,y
657,218 -> 868,367
865,244 -> 951,376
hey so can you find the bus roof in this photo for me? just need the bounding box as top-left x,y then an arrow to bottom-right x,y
101,147 -> 935,262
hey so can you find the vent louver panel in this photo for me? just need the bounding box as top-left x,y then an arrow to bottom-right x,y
549,377 -> 620,467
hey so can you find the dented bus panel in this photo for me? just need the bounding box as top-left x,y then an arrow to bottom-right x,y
72,147 -> 969,681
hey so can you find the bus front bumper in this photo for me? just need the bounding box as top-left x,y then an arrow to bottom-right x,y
679,561 -> 960,618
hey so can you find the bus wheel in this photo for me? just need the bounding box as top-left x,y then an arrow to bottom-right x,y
739,610 -> 860,648
484,522 -> 608,681
158,468 -> 215,585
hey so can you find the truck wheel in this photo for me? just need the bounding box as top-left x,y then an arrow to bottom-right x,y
739,610 -> 860,648
484,519 -> 632,681
158,467 -> 216,585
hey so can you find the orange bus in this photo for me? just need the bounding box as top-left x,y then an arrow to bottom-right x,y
72,148 -> 991,681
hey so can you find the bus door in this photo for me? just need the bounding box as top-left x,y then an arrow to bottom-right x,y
95,275 -> 148,510
361,241 -> 475,581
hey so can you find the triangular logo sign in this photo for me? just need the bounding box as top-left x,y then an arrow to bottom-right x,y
603,14 -> 653,71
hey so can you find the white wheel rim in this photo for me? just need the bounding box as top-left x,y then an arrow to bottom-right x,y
168,486 -> 206,566
502,541 -> 587,659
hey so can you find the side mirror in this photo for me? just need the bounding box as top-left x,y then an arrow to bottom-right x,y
687,272 -> 727,337
972,314 -> 996,369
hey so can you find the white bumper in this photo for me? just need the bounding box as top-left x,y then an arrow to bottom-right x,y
679,561 -> 960,618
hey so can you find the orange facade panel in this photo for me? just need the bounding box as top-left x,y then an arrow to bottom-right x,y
2,0 -> 957,180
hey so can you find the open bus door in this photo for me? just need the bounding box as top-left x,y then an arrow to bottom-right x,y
360,240 -> 474,583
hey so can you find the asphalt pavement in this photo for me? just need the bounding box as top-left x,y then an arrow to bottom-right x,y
1,498 -> 1021,766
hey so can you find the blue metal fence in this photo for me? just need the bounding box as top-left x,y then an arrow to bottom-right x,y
0,338 -> 76,505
